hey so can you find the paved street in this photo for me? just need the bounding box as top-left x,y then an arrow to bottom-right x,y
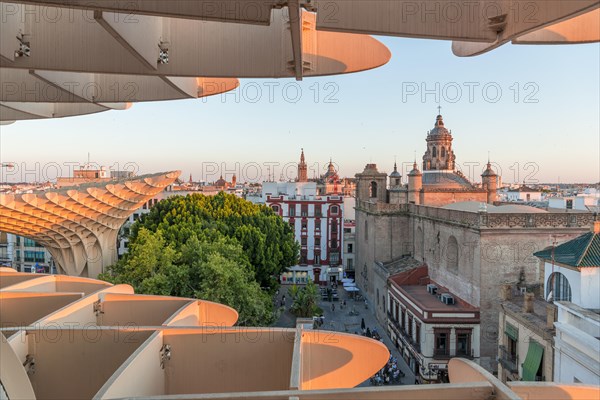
273,285 -> 416,386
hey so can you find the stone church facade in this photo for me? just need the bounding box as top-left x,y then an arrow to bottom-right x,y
354,114 -> 595,372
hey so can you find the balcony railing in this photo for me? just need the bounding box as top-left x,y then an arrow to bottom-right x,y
387,312 -> 420,353
498,345 -> 518,373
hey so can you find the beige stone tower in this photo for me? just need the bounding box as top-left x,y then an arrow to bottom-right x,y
355,164 -> 388,202
422,114 -> 456,171
408,162 -> 423,204
297,148 -> 308,182
481,161 -> 498,204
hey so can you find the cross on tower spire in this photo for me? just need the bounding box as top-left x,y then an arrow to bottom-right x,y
437,105 -> 442,115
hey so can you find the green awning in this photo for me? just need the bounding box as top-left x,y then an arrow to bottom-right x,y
521,340 -> 544,381
505,323 -> 518,341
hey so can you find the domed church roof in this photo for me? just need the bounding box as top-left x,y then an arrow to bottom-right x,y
428,115 -> 451,137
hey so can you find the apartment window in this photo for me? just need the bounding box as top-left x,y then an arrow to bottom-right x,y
331,205 -> 339,215
24,238 -> 36,247
415,322 -> 421,345
272,205 -> 280,213
346,258 -> 353,270
344,227 -> 351,233
300,252 -> 307,265
24,251 -> 34,262
24,251 -> 45,263
330,252 -> 339,264
400,308 -> 406,330
347,243 -> 353,253
408,314 -> 413,337
315,254 -> 321,265
314,237 -> 321,246
331,219 -> 338,232
456,329 -> 472,357
133,213 -> 139,221
301,237 -> 307,246
301,220 -> 308,229
566,199 -> 573,209
289,206 -> 296,217
315,205 -> 322,217
434,329 -> 450,357
301,204 -> 308,217
330,240 -> 338,249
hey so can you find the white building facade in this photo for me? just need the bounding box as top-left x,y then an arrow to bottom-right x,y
263,181 -> 344,285
2,234 -> 55,273
553,302 -> 600,385
387,266 -> 481,383
506,186 -> 543,202
535,224 -> 600,385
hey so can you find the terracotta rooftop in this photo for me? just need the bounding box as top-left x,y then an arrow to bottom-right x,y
401,284 -> 479,313
389,266 -> 478,314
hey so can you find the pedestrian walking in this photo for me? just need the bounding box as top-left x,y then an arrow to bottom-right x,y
331,303 -> 335,312
361,318 -> 365,331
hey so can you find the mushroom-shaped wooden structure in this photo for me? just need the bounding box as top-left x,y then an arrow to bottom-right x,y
0,171 -> 180,277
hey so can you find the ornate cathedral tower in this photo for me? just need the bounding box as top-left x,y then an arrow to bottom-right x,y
422,113 -> 456,171
297,148 -> 308,182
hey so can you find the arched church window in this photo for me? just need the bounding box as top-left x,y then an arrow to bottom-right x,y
447,236 -> 459,273
432,146 -> 437,158
370,181 -> 378,198
441,147 -> 446,158
547,272 -> 572,302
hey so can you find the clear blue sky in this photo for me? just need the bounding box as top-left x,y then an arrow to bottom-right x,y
1,37 -> 598,184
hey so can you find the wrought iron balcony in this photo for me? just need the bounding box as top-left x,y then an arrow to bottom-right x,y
387,312 -> 421,353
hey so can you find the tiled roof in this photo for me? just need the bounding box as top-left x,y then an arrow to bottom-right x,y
422,171 -> 474,189
534,232 -> 600,267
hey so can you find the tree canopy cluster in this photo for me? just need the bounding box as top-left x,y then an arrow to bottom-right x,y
289,280 -> 321,318
100,193 -> 298,326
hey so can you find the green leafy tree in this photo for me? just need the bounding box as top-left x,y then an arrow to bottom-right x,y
101,230 -> 274,325
100,193 -> 299,326
128,193 -> 298,290
290,280 -> 320,318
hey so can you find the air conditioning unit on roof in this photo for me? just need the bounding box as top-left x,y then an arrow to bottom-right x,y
441,293 -> 455,305
426,284 -> 438,295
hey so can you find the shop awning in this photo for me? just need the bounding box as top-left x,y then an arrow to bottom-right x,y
505,323 -> 518,341
521,340 -> 544,381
